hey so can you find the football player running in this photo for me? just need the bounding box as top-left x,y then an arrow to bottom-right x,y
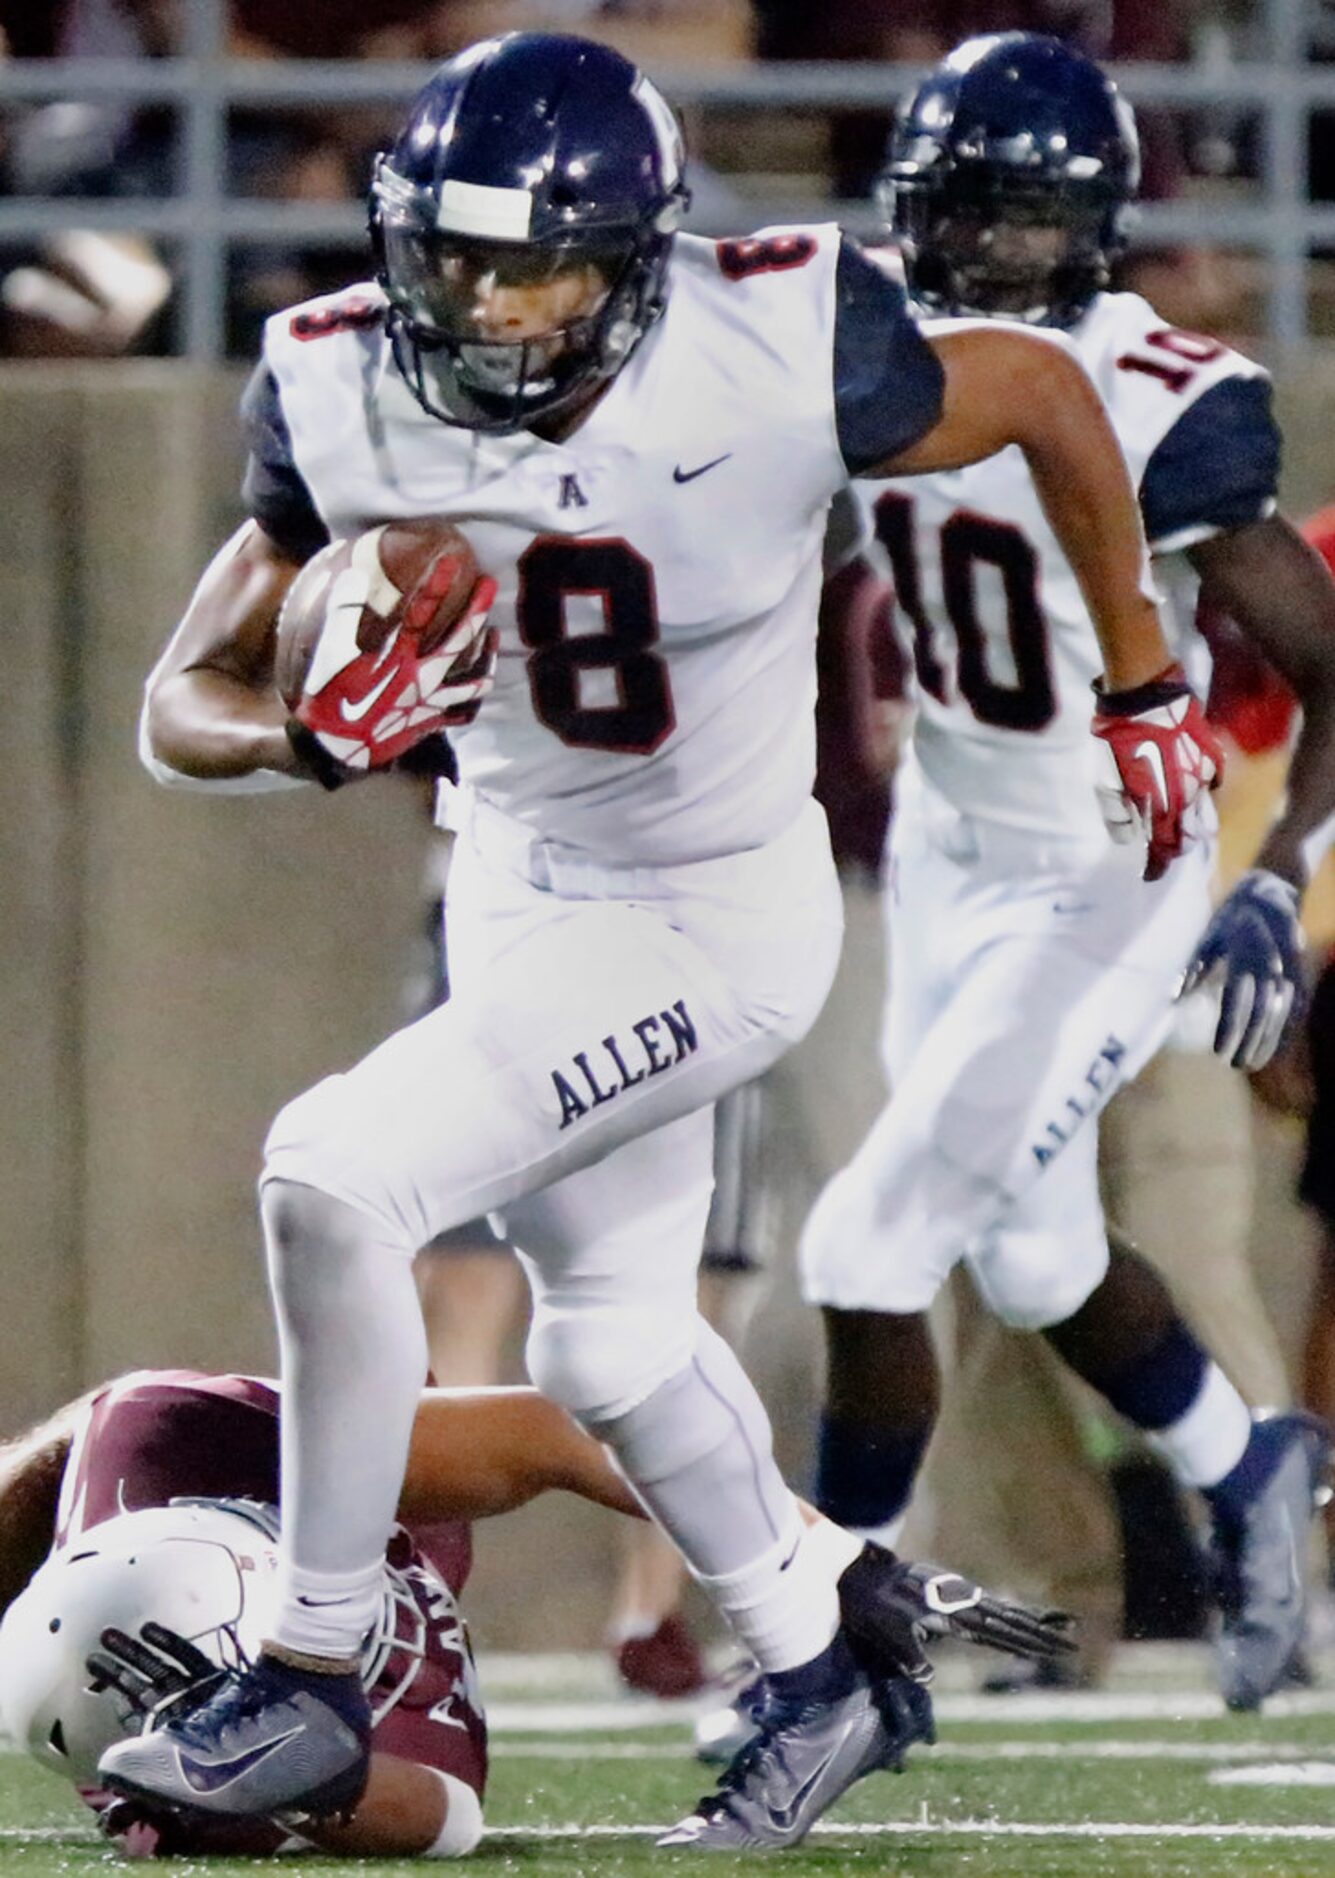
127,32 -> 1210,1850
800,32 -> 1335,1715
0,1368 -> 1068,1857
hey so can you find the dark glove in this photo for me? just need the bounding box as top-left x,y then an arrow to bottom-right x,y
1179,868 -> 1305,1069
839,1541 -> 1078,1681
86,1620 -> 228,1728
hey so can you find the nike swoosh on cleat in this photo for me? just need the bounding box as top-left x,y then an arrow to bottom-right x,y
296,1593 -> 354,1608
339,665 -> 399,724
673,454 -> 732,484
175,1725 -> 307,1796
762,1728 -> 850,1834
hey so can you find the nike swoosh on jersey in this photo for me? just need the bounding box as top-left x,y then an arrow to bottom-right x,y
673,453 -> 732,484
338,662 -> 400,724
1133,739 -> 1171,813
175,1724 -> 307,1795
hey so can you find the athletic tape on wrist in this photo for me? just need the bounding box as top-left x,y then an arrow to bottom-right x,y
425,1770 -> 484,1858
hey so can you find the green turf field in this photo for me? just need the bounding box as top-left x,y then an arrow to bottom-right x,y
5,1648 -> 1335,1874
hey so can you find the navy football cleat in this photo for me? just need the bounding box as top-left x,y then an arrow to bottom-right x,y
662,1669 -> 933,1851
97,1652 -> 370,1823
1210,1412 -> 1332,1712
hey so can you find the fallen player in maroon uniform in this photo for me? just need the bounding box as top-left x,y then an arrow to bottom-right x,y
0,1369 -> 1072,1857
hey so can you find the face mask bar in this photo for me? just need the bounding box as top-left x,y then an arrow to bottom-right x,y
884,171 -> 1119,327
383,237 -> 648,433
371,151 -> 675,434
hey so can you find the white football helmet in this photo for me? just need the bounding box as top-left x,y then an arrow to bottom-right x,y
0,1499 -> 437,1786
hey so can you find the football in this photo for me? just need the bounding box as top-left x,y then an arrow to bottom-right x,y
273,517 -> 480,710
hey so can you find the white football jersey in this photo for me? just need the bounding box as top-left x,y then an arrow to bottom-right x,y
856,291 -> 1279,839
250,228 -> 941,866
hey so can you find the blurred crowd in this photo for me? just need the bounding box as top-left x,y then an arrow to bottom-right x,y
0,0 -> 1324,360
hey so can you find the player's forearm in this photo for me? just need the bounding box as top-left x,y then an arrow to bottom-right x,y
997,348 -> 1168,692
1193,517 -> 1335,889
1254,690 -> 1335,888
140,519 -> 306,784
897,329 -> 1171,690
294,1753 -> 451,1856
400,1387 -> 645,1522
142,666 -> 297,780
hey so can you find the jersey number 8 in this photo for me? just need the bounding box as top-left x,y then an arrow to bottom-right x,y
516,538 -> 676,753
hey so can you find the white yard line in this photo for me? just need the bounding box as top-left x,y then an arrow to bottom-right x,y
0,1828 -> 92,1842
494,1736 -> 1335,1763
3,1818 -> 1335,1848
479,1820 -> 1335,1842
488,1686 -> 1335,1732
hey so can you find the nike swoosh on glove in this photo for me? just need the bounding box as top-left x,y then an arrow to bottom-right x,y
1180,868 -> 1305,1069
289,572 -> 498,785
1091,664 -> 1224,882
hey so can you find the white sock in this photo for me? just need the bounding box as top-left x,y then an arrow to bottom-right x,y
694,1516 -> 841,1672
848,1513 -> 907,1551
1148,1362 -> 1252,1489
803,1516 -> 866,1579
268,1557 -> 385,1664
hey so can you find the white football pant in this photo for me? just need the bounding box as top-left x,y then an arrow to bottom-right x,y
265,793 -> 842,1415
800,763 -> 1213,1330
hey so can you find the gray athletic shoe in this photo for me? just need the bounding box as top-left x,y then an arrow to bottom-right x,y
661,1673 -> 933,1850
98,1655 -> 370,1822
1210,1412 -> 1332,1713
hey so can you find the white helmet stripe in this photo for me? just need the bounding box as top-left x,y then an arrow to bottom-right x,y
436,178 -> 534,239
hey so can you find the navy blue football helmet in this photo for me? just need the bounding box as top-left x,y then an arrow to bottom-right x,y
369,33 -> 690,433
880,33 -> 1140,327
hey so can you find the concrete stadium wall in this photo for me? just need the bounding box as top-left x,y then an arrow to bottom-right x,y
0,351 -> 1329,1650
0,364 -> 430,1425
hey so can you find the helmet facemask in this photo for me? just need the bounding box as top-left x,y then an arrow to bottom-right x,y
883,167 -> 1122,327
373,158 -> 676,433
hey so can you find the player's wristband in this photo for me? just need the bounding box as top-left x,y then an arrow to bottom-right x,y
425,1771 -> 484,1858
284,718 -> 352,792
1091,662 -> 1190,716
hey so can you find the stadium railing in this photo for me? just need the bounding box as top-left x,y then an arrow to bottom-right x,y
0,0 -> 1330,355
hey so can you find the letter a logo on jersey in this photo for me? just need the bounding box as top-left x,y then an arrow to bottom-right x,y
559,474 -> 588,510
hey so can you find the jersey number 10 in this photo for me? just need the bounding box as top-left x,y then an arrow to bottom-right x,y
873,492 -> 1056,733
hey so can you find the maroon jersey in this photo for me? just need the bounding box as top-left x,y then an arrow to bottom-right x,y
61,1370 -> 488,1852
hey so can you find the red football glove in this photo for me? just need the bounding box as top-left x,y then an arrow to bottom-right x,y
290,568 -> 498,781
1091,664 -> 1224,882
